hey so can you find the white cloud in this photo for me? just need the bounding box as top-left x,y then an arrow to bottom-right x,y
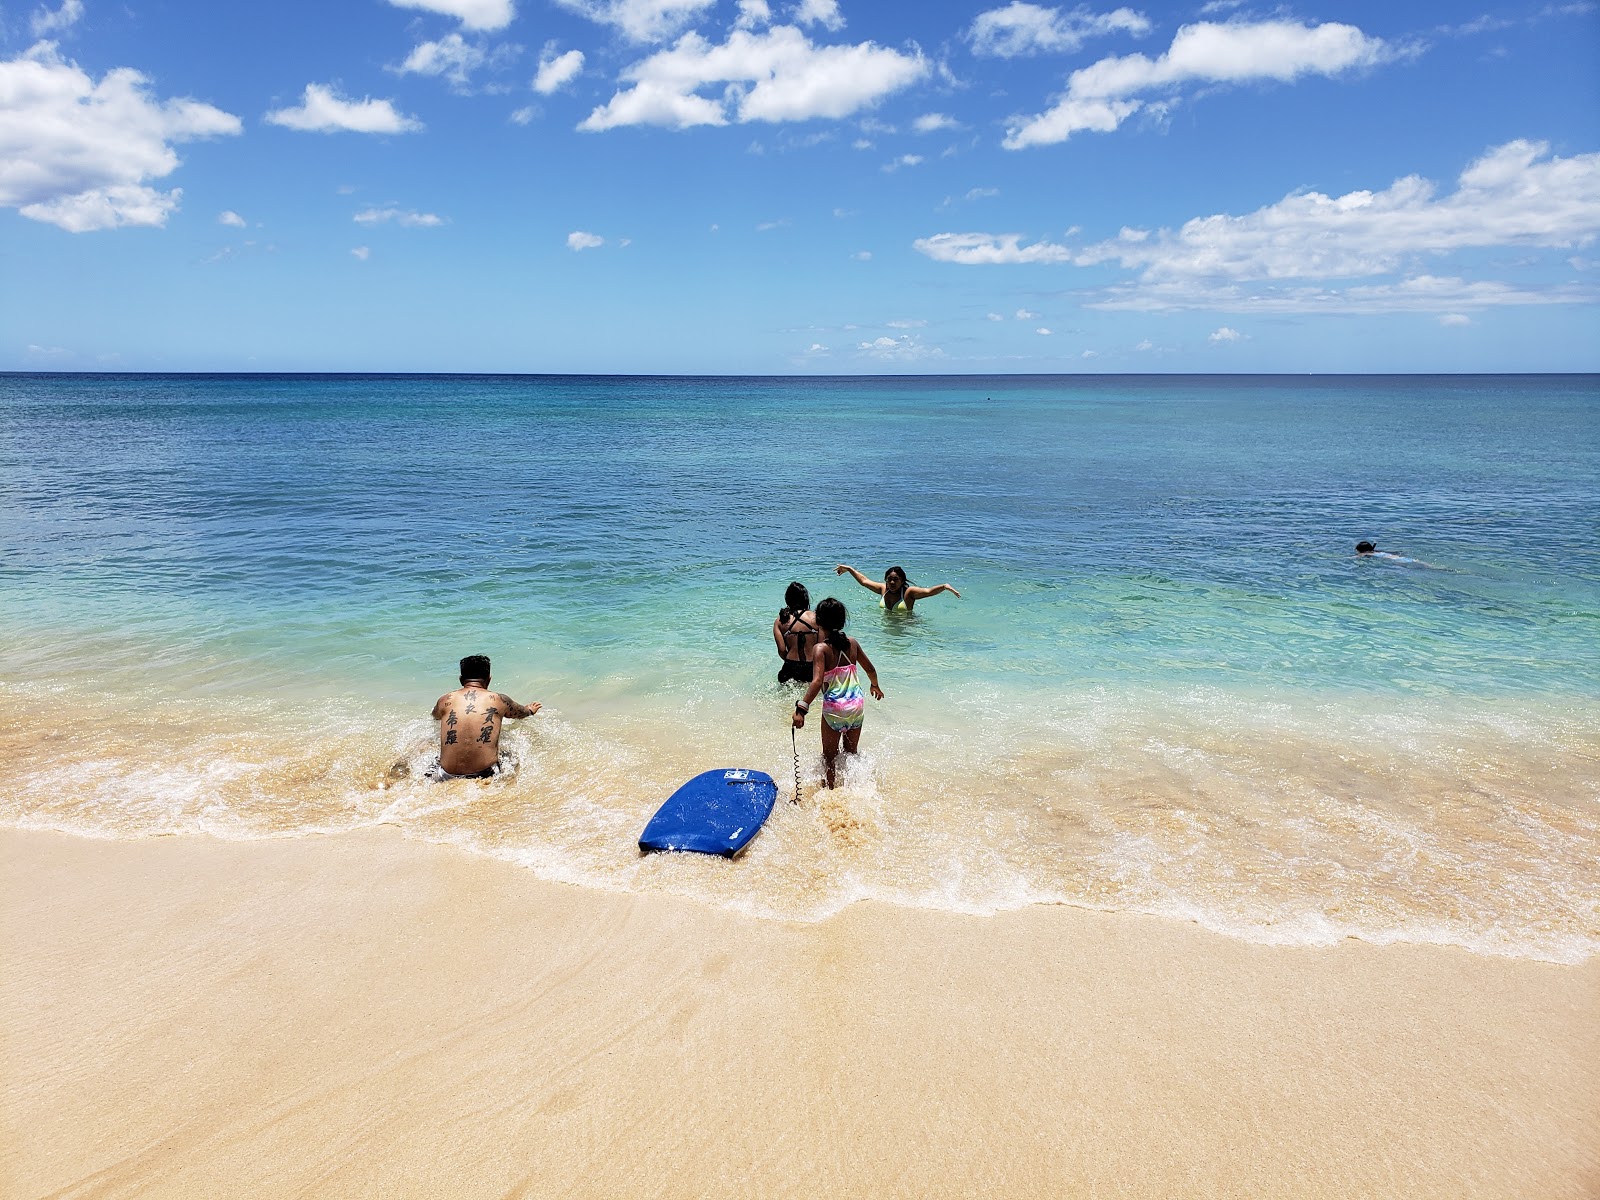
30,0 -> 83,37
794,0 -> 844,31
567,230 -> 604,249
534,47 -> 585,93
1080,348 -> 1095,356
396,34 -> 510,87
1005,19 -> 1390,148
266,84 -> 422,134
1438,313 -> 1471,326
1016,307 -> 1039,318
387,0 -> 515,32
883,153 -> 923,171
579,26 -> 926,131
804,341 -> 830,354
913,112 -> 959,133
1037,327 -> 1052,335
552,0 -> 718,43
354,207 -> 446,226
913,233 -> 1075,264
986,311 -> 1005,321
1208,325 -> 1242,342
1134,338 -> 1153,350
510,104 -> 537,123
218,209 -> 245,227
916,142 -> 1600,315
351,246 -> 371,260
970,3 -> 1150,58
852,250 -> 871,260
736,0 -> 772,28
0,43 -> 242,232
855,334 -> 945,361
886,318 -> 927,328
1073,141 -> 1600,281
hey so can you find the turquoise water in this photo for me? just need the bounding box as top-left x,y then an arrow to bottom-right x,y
2,373 -> 1597,960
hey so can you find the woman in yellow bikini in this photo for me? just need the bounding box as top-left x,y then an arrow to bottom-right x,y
791,598 -> 883,789
834,563 -> 961,612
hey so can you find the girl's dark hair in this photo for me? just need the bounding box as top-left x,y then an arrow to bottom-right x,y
885,565 -> 910,587
779,581 -> 810,622
816,597 -> 849,652
1356,541 -> 1376,554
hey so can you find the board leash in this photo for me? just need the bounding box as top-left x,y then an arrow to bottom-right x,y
791,726 -> 802,806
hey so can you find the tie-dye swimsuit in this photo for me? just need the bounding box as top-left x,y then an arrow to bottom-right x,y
821,648 -> 866,731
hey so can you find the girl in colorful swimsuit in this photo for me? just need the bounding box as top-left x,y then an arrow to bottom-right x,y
791,598 -> 883,789
835,563 -> 961,612
772,581 -> 819,684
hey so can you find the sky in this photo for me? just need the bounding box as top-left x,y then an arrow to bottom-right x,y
1,0 -> 1597,374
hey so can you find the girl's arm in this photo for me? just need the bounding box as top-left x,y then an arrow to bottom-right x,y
773,616 -> 787,655
907,582 -> 961,601
792,647 -> 828,727
835,564 -> 885,595
853,639 -> 885,700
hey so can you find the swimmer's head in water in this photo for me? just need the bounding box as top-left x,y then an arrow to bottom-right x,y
459,654 -> 491,684
817,597 -> 849,650
1356,541 -> 1376,554
784,581 -> 810,614
885,565 -> 908,589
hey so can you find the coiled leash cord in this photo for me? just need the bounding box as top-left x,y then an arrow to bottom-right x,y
791,726 -> 803,806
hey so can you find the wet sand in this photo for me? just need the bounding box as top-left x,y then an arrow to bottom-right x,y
2,827 -> 1596,1199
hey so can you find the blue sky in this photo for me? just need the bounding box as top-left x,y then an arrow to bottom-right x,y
1,0 -> 1597,373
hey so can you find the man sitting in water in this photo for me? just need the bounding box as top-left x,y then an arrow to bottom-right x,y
427,654 -> 541,780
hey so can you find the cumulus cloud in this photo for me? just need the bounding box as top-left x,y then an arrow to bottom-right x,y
354,206 -> 446,226
794,0 -> 844,31
266,84 -> 422,134
579,25 -> 926,131
567,230 -> 604,249
534,47 -> 585,93
1438,313 -> 1471,326
552,0 -> 718,43
0,42 -> 242,232
855,334 -> 944,361
1004,19 -> 1390,148
1016,307 -> 1039,318
913,112 -> 959,133
387,0 -> 516,31
970,3 -> 1150,58
852,250 -> 871,260
736,0 -> 772,28
396,34 -> 509,87
351,246 -> 371,260
883,153 -> 923,171
30,0 -> 83,36
1072,140 -> 1600,280
218,209 -> 246,227
916,142 -> 1600,314
1208,326 -> 1242,342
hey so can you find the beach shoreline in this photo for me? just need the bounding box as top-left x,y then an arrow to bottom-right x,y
3,827 -> 1595,1199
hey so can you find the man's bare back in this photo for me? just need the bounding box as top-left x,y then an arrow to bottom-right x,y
431,658 -> 540,777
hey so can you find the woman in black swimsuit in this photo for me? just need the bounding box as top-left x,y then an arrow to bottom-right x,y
773,581 -> 819,684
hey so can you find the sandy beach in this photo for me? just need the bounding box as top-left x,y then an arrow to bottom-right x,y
2,828 -> 1595,1199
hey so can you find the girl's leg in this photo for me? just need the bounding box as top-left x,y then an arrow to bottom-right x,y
820,722 -> 842,788
842,725 -> 862,757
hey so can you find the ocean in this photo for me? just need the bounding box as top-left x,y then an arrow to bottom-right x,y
1,372 -> 1596,961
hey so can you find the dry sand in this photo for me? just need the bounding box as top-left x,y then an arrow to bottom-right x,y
2,827 -> 1596,1199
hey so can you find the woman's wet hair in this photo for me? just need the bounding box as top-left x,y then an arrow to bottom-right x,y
780,581 -> 810,622
885,565 -> 910,588
1356,541 -> 1376,554
816,597 -> 850,652
459,653 -> 491,683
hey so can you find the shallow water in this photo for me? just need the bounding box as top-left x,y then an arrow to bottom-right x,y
2,372 -> 1597,961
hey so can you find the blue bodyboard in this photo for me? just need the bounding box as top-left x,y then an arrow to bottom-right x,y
639,768 -> 778,857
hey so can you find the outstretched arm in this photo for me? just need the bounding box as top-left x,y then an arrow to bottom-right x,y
835,564 -> 885,596
497,693 -> 542,720
854,642 -> 884,701
907,583 -> 961,601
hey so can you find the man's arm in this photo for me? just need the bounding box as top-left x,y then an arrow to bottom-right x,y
430,693 -> 450,720
497,693 -> 542,720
